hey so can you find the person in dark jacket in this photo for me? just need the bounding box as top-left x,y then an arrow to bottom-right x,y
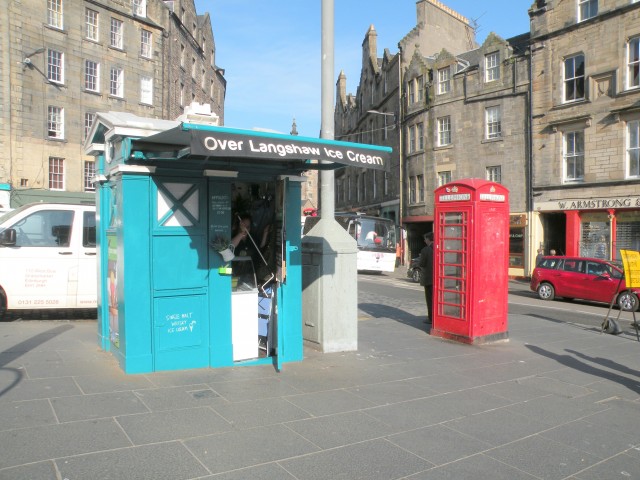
419,232 -> 434,325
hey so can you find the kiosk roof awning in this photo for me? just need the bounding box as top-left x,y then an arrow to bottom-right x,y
130,124 -> 392,173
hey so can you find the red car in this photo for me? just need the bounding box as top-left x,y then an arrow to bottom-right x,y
530,256 -> 639,311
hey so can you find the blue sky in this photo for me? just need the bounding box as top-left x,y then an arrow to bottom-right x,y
197,0 -> 532,136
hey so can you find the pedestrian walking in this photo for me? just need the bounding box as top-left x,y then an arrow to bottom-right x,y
535,248 -> 544,266
419,232 -> 434,325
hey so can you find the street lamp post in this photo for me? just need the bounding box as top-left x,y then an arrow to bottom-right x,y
367,109 -> 404,265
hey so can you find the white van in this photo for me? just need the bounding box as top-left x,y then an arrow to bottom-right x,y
0,203 -> 97,313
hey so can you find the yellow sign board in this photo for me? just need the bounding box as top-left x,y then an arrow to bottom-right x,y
619,250 -> 640,288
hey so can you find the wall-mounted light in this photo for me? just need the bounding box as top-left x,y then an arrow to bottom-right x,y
92,174 -> 108,185
22,47 -> 46,69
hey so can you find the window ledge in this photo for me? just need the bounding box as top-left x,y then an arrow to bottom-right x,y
552,99 -> 589,111
482,137 -> 503,144
434,144 -> 453,151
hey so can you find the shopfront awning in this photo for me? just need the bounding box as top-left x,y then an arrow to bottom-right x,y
130,124 -> 392,173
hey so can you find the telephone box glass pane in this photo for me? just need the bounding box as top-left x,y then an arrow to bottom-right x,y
444,213 -> 463,224
443,305 -> 462,317
444,265 -> 463,277
444,226 -> 463,238
444,252 -> 464,264
443,240 -> 463,252
443,278 -> 463,290
443,291 -> 462,304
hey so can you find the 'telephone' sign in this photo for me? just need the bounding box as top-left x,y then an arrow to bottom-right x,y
189,130 -> 390,171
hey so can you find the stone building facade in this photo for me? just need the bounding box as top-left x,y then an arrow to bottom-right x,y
334,26 -> 402,223
403,33 -> 531,275
0,0 -> 225,207
334,0 -> 475,229
334,0 -> 532,274
529,0 -> 640,265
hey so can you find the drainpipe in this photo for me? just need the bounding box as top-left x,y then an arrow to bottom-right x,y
527,46 -> 535,275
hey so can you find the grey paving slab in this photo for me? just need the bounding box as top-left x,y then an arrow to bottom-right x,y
116,406 -> 233,444
444,408 -> 551,446
409,370 -> 495,393
504,392 -> 607,427
184,424 -> 319,474
201,463 -> 299,479
387,424 -> 491,466
211,396 -> 311,429
133,384 -> 228,411
404,453 -> 539,480
73,369 -> 155,394
540,419 -> 640,460
346,379 -> 438,406
363,394 -> 466,430
540,364 -> 613,387
208,376 -> 304,402
279,438 -> 433,480
513,373 -> 596,398
580,380 -> 640,403
285,410 -> 399,449
0,460 -> 58,480
626,445 -> 640,461
50,390 -> 149,422
284,387 -> 378,415
486,435 -> 601,480
430,388 -> 516,416
144,367 -> 231,388
55,442 -> 209,480
0,375 -> 82,402
573,452 -> 640,480
22,358 -> 110,379
581,399 -> 640,438
477,379 -> 551,402
0,418 -> 130,469
0,399 -> 57,430
0,349 -> 62,367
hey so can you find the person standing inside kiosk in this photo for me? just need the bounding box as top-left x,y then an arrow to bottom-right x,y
419,232 -> 434,326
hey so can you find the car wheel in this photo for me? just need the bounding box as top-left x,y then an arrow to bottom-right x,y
537,282 -> 555,301
617,291 -> 639,312
411,269 -> 422,283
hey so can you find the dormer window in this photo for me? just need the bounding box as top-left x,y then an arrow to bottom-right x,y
485,52 -> 500,82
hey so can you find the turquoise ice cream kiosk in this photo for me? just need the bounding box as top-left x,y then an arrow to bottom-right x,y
85,108 -> 391,374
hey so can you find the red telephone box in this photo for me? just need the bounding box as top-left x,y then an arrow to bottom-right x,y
431,179 -> 509,344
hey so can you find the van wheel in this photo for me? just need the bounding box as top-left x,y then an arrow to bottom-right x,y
537,282 -> 555,301
0,290 -> 6,319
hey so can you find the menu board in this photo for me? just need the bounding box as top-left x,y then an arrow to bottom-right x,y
209,185 -> 232,247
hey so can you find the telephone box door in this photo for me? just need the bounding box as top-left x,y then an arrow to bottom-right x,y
435,208 -> 471,337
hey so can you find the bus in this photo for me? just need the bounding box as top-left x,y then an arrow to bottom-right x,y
303,213 -> 398,273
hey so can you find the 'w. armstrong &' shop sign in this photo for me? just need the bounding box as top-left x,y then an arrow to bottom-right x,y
535,196 -> 640,211
188,129 -> 391,171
